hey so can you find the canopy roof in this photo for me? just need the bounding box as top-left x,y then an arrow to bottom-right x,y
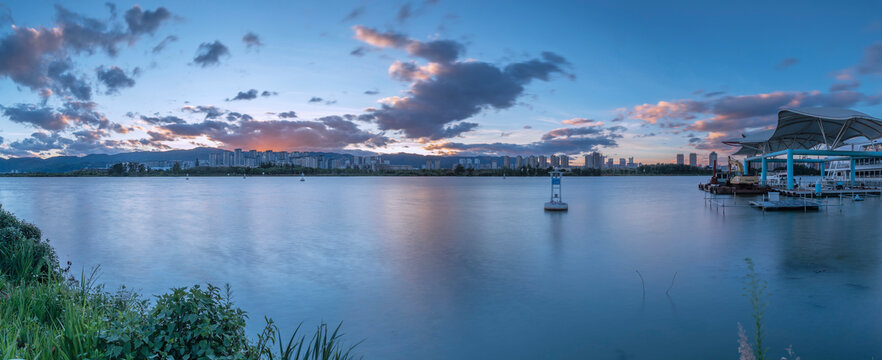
724,107 -> 882,156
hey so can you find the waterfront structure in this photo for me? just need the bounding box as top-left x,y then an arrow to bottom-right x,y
689,153 -> 697,167
724,108 -> 882,190
544,170 -> 568,211
676,154 -> 685,165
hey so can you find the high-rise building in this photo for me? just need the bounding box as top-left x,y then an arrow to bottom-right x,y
527,155 -> 538,168
551,155 -> 559,167
503,156 -> 511,168
515,156 -> 523,168
628,157 -> 634,167
619,158 -> 626,167
607,158 -> 614,168
539,155 -> 547,168
709,151 -> 718,168
676,153 -> 685,165
561,155 -> 570,168
234,149 -> 242,166
689,153 -> 697,167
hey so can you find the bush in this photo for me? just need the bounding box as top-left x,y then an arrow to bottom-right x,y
0,209 -> 61,284
102,284 -> 252,359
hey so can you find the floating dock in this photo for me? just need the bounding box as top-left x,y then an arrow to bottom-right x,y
749,199 -> 821,211
775,188 -> 882,197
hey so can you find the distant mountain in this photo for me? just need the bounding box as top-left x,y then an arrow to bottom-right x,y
0,148 -> 507,173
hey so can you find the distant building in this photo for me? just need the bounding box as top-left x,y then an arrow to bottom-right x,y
689,153 -> 697,167
539,155 -> 548,168
619,158 -> 626,167
709,151 -> 718,167
607,158 -> 614,168
516,156 -> 523,168
503,156 -> 511,168
676,153 -> 685,165
561,155 -> 570,168
551,155 -> 559,167
628,157 -> 634,167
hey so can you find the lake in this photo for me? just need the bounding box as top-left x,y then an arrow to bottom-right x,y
0,176 -> 879,359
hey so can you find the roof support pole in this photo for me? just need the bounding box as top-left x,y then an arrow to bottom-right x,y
817,118 -> 829,150
761,157 -> 767,186
850,158 -> 856,186
820,162 -> 825,181
787,149 -> 794,190
830,119 -> 853,149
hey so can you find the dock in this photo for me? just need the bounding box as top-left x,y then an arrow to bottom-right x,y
749,199 -> 821,211
775,188 -> 882,197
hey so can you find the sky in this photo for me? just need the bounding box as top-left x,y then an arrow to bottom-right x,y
1,0 -> 881,164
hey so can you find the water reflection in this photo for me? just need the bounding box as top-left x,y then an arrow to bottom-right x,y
0,176 -> 879,359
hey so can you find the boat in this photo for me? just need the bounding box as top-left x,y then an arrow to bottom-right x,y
854,194 -> 865,201
824,139 -> 882,188
300,172 -> 305,182
544,170 -> 568,211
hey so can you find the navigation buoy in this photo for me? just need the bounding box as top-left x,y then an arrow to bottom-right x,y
544,170 -> 568,211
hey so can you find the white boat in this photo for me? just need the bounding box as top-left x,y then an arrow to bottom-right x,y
824,139 -> 882,187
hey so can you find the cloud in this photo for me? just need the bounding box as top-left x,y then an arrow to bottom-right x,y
182,105 -> 224,120
123,5 -> 171,35
0,4 -> 172,98
1,101 -> 128,134
341,6 -> 365,22
777,57 -> 799,69
705,91 -> 725,97
523,125 -> 532,129
96,65 -> 135,94
630,87 -> 878,151
151,35 -> 178,53
228,89 -> 259,101
367,51 -> 571,140
308,97 -> 323,103
140,115 -> 185,125
47,59 -> 91,100
192,41 -> 230,67
561,118 -> 595,125
153,115 -> 391,151
261,90 -> 277,97
1,104 -> 68,130
856,42 -> 882,75
242,32 -> 263,48
278,111 -> 298,118
352,26 -> 463,63
395,0 -> 439,24
424,125 -> 622,156
364,89 -> 379,95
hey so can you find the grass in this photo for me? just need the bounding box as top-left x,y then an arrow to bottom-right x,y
0,206 -> 362,359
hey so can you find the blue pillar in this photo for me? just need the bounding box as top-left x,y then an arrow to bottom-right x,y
820,162 -> 825,180
743,160 -> 749,175
850,158 -> 856,186
761,157 -> 767,186
786,149 -> 794,189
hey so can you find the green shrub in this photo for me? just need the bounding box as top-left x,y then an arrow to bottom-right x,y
101,284 -> 252,359
0,209 -> 61,284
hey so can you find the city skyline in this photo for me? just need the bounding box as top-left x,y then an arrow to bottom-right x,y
2,0 -> 882,163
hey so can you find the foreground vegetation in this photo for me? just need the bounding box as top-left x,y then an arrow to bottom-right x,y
0,206 -> 361,359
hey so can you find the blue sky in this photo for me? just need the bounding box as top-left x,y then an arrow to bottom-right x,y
1,0 -> 881,164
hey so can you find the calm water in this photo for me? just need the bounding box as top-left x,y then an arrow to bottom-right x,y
0,176 -> 880,359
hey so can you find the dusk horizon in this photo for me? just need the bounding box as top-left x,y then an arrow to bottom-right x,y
3,0 -> 882,164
